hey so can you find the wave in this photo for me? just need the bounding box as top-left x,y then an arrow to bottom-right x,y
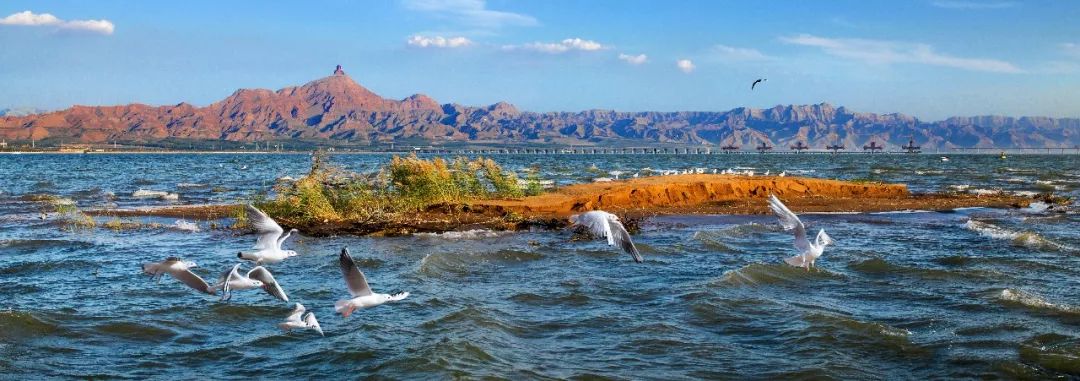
1017,334 -> 1080,375
997,288 -> 1080,316
870,210 -> 932,215
963,220 -> 1078,252
715,262 -> 843,287
172,219 -> 200,232
418,249 -> 545,277
420,306 -> 529,337
92,321 -> 179,342
415,229 -> 509,239
0,310 -> 79,341
133,189 -> 179,201
848,257 -> 1001,281
801,313 -> 927,356
508,291 -> 591,307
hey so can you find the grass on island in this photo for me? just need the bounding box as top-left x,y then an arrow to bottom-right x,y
252,152 -> 545,225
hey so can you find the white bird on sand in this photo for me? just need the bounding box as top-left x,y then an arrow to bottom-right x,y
778,171 -> 787,177
767,195 -> 835,270
214,263 -> 289,302
142,257 -> 214,294
279,303 -> 323,336
568,210 -> 643,263
238,205 -> 299,265
335,248 -> 409,318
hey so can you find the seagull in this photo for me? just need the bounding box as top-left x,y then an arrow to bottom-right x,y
213,264 -> 289,302
941,156 -> 950,162
279,303 -> 323,336
335,248 -> 409,318
767,195 -> 835,270
238,205 -> 299,265
142,257 -> 214,294
568,210 -> 643,263
751,78 -> 767,90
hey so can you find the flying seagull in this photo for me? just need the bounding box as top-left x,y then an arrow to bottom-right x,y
569,210 -> 643,263
214,263 -> 289,302
767,195 -> 835,270
238,204 -> 299,265
142,257 -> 214,294
279,303 -> 323,336
335,248 -> 409,318
751,78 -> 767,90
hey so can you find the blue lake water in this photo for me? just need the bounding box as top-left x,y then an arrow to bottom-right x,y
1,153 -> 1078,379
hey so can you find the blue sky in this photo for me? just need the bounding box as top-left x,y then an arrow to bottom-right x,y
1,0 -> 1078,120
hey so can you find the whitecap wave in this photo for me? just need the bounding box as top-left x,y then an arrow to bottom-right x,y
871,210 -> 932,214
415,229 -> 508,239
998,288 -> 1080,315
963,220 -> 1076,252
969,188 -> 1001,196
172,219 -> 200,232
132,189 -> 179,201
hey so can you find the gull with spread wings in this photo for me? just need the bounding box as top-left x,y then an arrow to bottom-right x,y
334,247 -> 409,318
213,263 -> 289,302
142,257 -> 214,295
238,205 -> 299,265
767,195 -> 835,270
569,210 -> 643,263
279,303 -> 323,336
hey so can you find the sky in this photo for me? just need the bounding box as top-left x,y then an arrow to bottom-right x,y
1,0 -> 1078,120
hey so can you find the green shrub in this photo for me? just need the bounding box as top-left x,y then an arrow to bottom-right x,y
256,152 -> 539,224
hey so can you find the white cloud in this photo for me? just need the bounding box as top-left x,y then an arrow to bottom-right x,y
713,44 -> 771,62
502,38 -> 608,54
779,33 -> 1022,73
676,59 -> 695,73
402,0 -> 537,29
407,35 -> 473,48
930,1 -> 1017,9
618,53 -> 648,65
0,10 -> 114,35
1062,43 -> 1080,59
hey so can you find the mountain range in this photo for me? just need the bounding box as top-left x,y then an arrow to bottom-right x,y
1,66 -> 1077,149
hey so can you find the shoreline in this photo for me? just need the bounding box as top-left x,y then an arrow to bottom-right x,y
84,174 -> 1033,236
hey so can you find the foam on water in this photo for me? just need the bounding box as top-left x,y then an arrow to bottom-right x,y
963,220 -> 1077,252
414,229 -> 508,239
998,289 -> 1080,316
1,153 -> 1079,379
132,189 -> 179,200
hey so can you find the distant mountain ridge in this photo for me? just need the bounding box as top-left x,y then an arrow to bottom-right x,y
1,66 -> 1077,149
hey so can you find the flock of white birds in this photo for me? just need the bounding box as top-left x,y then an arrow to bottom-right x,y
142,196 -> 830,337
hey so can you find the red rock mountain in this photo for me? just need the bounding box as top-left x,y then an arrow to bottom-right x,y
1,66 -> 1077,149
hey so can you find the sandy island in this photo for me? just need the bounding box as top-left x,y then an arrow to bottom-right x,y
87,174 -> 1031,236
